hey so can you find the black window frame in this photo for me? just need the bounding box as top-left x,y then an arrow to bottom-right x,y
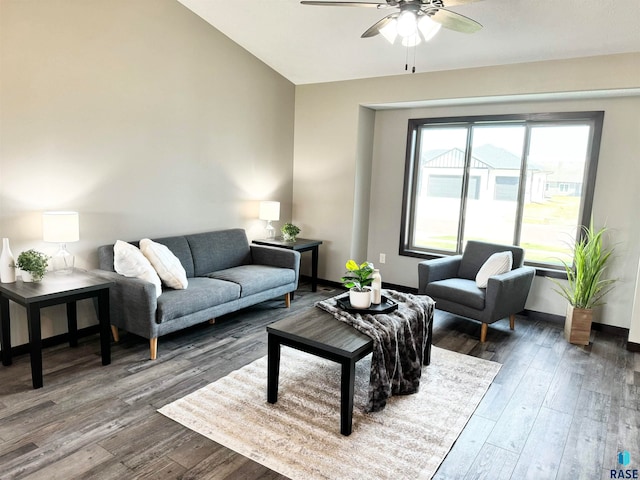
399,111 -> 605,277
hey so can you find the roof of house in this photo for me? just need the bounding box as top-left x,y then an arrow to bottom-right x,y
423,144 -> 542,171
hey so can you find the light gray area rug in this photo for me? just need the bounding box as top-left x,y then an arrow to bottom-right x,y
159,346 -> 501,480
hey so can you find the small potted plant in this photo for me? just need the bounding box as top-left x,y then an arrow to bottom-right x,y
341,259 -> 374,309
16,249 -> 49,282
281,223 -> 300,242
551,220 -> 616,345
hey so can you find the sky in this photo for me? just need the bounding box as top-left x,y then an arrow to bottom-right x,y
421,124 -> 591,163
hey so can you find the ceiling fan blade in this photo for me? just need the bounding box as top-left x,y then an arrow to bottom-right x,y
427,7 -> 482,33
439,0 -> 483,6
361,13 -> 399,38
301,1 -> 385,7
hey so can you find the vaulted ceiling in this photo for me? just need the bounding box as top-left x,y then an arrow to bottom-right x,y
178,0 -> 640,85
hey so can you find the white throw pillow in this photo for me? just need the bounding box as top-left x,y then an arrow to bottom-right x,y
140,238 -> 188,290
113,240 -> 162,297
475,251 -> 513,288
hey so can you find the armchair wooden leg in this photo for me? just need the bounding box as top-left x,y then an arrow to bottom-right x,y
480,323 -> 488,343
150,337 -> 158,360
284,292 -> 291,308
111,325 -> 119,342
509,314 -> 515,331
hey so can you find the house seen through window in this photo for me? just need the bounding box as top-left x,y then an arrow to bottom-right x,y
400,112 -> 604,271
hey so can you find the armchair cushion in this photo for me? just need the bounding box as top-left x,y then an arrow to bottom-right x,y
458,241 -> 525,279
476,251 -> 513,288
426,278 -> 485,310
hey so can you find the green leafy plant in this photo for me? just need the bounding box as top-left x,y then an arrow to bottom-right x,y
552,220 -> 615,309
16,249 -> 49,282
281,223 -> 300,241
341,259 -> 374,292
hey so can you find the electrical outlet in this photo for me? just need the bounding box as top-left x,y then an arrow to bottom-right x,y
379,253 -> 386,264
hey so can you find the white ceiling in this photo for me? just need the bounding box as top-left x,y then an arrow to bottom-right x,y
178,0 -> 640,85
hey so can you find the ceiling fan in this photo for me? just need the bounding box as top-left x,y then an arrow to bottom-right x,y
300,0 -> 482,45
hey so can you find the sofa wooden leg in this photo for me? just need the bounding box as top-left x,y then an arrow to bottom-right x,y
150,338 -> 158,360
208,318 -> 216,325
480,323 -> 488,343
284,292 -> 291,308
509,314 -> 515,331
111,325 -> 119,342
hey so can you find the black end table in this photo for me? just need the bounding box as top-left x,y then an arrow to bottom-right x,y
0,270 -> 114,389
252,238 -> 323,294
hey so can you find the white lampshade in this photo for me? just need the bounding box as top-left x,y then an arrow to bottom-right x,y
259,201 -> 280,221
396,10 -> 418,38
380,13 -> 441,45
380,19 -> 398,44
418,15 -> 441,42
43,211 -> 79,242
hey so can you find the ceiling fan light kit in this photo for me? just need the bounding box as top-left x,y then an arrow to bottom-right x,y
300,0 -> 482,71
418,16 -> 441,42
397,9 -> 419,37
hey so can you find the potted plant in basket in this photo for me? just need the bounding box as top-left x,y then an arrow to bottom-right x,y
341,259 -> 374,309
551,220 -> 616,345
16,249 -> 49,282
281,223 -> 300,242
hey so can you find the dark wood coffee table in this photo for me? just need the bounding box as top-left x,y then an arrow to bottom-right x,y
266,305 -> 433,436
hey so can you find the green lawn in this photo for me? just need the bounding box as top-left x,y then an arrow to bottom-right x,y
414,195 -> 579,265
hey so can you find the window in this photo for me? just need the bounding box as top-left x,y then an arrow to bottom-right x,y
399,112 -> 604,272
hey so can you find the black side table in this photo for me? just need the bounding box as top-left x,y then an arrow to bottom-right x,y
252,238 -> 323,294
0,271 -> 114,389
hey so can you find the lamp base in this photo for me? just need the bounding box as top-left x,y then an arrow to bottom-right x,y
265,221 -> 276,239
52,244 -> 75,274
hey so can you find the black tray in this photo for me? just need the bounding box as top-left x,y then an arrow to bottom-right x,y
336,294 -> 398,314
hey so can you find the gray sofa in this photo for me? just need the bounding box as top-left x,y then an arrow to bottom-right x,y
94,228 -> 300,359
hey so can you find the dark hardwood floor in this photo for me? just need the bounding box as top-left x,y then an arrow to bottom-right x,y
0,282 -> 637,479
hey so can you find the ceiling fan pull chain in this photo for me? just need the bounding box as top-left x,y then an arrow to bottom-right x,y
412,44 -> 417,73
405,43 -> 409,71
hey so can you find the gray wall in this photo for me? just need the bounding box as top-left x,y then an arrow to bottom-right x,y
0,0 -> 295,345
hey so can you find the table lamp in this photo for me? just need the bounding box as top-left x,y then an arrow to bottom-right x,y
43,211 -> 79,274
259,201 -> 280,239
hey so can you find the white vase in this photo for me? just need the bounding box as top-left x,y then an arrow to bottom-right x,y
371,269 -> 382,304
349,289 -> 372,309
0,238 -> 16,283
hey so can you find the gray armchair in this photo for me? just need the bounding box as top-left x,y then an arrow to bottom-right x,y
418,241 -> 535,342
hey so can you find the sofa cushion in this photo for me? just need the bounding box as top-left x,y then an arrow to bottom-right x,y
140,238 -> 188,290
425,278 -> 485,310
475,251 -> 513,288
208,265 -> 296,297
113,240 -> 162,298
156,277 -> 240,323
149,235 -> 195,278
187,229 -> 252,277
